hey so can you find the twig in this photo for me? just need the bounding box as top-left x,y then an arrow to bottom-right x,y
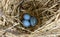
43,0 -> 50,6
42,3 -> 58,13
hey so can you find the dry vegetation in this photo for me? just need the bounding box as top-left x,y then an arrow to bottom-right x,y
0,0 -> 60,37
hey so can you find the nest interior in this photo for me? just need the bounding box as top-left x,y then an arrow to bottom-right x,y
18,1 -> 50,32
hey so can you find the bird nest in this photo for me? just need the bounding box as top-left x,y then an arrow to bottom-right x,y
0,0 -> 60,37
17,0 -> 55,32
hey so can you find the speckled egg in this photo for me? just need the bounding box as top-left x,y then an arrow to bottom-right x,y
30,16 -> 37,26
22,20 -> 30,27
23,14 -> 31,20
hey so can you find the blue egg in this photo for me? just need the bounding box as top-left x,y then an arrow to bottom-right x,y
22,20 -> 30,27
30,17 -> 37,26
23,14 -> 30,20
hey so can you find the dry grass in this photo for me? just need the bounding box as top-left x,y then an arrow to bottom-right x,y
0,0 -> 60,37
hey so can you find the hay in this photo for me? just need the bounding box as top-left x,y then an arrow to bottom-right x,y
0,0 -> 60,37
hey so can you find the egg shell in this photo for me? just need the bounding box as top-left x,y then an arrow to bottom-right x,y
22,20 -> 30,27
30,16 -> 37,26
23,14 -> 31,20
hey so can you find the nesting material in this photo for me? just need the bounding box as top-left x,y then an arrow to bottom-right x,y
0,0 -> 60,37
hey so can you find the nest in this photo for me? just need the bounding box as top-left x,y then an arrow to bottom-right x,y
19,1 -> 42,31
0,0 -> 60,37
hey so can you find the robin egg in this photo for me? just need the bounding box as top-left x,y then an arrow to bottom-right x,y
30,16 -> 37,26
22,20 -> 30,27
23,14 -> 31,20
